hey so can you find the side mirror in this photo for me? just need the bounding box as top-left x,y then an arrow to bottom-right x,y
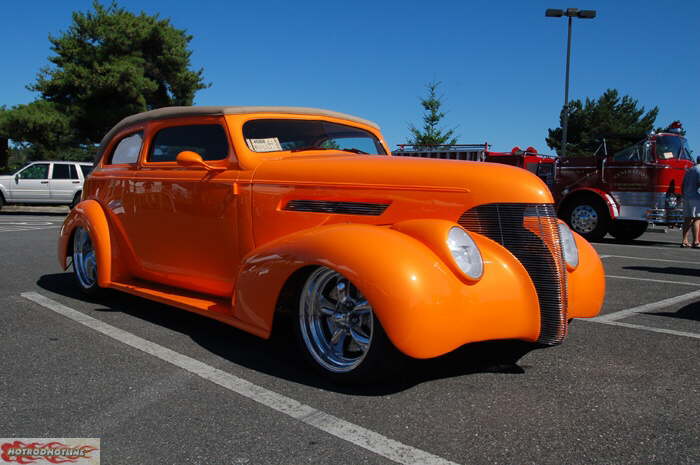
14,174 -> 20,183
175,151 -> 225,172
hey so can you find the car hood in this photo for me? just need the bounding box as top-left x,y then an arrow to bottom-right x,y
248,154 -> 556,246
252,154 -> 553,204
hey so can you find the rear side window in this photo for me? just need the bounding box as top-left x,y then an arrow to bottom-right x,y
80,165 -> 94,178
69,164 -> 79,179
52,164 -> 72,179
149,125 -> 229,162
109,132 -> 143,164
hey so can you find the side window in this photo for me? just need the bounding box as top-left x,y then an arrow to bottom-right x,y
612,145 -> 640,162
19,163 -> 49,180
69,164 -> 79,179
149,124 -> 229,162
109,132 -> 144,164
52,164 -> 71,179
80,165 -> 94,178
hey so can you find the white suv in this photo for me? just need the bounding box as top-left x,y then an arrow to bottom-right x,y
0,161 -> 93,210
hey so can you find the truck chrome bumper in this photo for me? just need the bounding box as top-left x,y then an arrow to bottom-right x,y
646,208 -> 684,225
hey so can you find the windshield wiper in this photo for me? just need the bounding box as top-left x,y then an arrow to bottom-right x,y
291,146 -> 368,155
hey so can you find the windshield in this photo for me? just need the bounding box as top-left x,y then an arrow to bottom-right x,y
655,135 -> 693,161
242,119 -> 387,155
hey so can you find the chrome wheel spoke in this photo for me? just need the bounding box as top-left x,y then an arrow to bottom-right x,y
335,280 -> 349,303
318,295 -> 336,316
330,328 -> 348,353
352,300 -> 371,315
349,327 -> 370,351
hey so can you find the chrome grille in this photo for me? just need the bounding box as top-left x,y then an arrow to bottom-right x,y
284,200 -> 389,216
458,203 -> 568,345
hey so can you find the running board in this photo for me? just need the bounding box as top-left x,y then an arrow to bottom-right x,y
110,279 -> 269,339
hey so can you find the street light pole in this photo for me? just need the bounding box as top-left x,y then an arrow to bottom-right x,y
562,15 -> 572,158
545,8 -> 596,158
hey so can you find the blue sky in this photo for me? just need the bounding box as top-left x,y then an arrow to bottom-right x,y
2,0 -> 698,153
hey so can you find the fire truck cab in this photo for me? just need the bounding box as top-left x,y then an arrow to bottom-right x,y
555,123 -> 693,241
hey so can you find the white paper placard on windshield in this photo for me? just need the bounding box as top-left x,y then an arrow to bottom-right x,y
662,152 -> 673,159
248,138 -> 282,152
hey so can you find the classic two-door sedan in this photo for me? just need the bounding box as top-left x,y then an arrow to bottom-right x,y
58,106 -> 605,383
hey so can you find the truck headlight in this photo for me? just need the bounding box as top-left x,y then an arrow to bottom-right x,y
558,223 -> 579,269
447,227 -> 483,280
665,192 -> 678,209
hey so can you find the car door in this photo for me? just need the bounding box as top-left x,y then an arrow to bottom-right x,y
49,163 -> 80,202
122,118 -> 240,298
11,163 -> 50,202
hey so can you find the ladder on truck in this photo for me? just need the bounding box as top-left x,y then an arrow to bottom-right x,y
393,144 -> 490,161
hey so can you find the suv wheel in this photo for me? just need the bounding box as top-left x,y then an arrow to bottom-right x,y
70,192 -> 81,209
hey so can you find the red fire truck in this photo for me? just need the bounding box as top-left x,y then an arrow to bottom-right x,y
393,122 -> 693,241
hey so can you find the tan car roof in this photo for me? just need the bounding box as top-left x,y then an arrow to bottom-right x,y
96,106 -> 380,163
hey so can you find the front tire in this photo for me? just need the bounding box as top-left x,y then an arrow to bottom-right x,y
295,266 -> 400,384
562,198 -> 610,241
72,226 -> 102,297
608,220 -> 648,241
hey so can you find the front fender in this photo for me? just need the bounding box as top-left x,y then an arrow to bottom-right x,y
57,200 -> 112,288
235,223 -> 542,358
567,230 -> 605,318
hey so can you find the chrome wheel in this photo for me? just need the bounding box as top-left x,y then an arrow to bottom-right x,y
73,227 -> 97,289
299,267 -> 374,373
570,204 -> 598,234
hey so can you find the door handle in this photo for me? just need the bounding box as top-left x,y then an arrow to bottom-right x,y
40,181 -> 49,184
72,181 -> 80,184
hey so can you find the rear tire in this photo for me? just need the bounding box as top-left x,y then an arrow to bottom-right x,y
608,220 -> 648,241
72,226 -> 102,297
70,192 -> 81,209
294,266 -> 402,384
561,197 -> 610,241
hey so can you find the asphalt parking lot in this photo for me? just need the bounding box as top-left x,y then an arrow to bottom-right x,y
1,209 -> 698,465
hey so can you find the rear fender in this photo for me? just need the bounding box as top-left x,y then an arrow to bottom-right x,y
235,223 -> 541,358
57,200 -> 112,288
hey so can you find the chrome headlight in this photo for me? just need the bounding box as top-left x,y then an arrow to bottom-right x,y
665,192 -> 678,209
447,227 -> 483,280
558,223 -> 579,269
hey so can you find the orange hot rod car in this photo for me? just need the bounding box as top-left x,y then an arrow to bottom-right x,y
58,106 -> 605,382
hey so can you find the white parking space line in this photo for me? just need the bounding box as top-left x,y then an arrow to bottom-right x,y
0,226 -> 60,233
594,242 -> 682,252
21,292 -> 459,465
591,289 -> 700,322
587,320 -> 700,340
600,254 -> 700,265
606,275 -> 700,287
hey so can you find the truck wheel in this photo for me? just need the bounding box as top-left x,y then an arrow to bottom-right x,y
563,199 -> 609,241
295,266 -> 400,384
70,192 -> 81,209
609,220 -> 648,241
72,226 -> 102,297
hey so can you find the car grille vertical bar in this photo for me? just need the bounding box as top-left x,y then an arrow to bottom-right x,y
458,203 -> 568,345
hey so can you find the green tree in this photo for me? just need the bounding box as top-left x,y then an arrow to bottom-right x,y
546,89 -> 658,157
407,81 -> 457,146
0,1 -> 208,160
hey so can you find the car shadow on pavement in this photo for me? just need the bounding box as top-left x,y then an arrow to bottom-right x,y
37,272 -> 538,395
646,301 -> 700,322
622,265 -> 700,278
